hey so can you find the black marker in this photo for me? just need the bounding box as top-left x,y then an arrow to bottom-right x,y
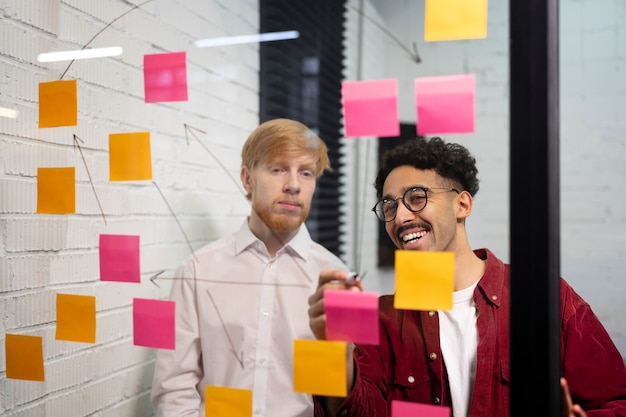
345,271 -> 366,286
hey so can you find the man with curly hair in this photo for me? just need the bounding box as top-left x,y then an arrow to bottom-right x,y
308,137 -> 626,417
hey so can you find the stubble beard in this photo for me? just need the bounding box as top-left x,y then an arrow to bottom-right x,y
253,200 -> 309,233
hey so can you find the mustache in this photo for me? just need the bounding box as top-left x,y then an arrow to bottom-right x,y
396,222 -> 431,237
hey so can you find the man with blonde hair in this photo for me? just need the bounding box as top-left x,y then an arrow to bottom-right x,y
152,118 -> 346,417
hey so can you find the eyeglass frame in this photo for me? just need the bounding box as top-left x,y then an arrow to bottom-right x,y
371,186 -> 460,222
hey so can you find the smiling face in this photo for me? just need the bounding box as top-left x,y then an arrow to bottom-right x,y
242,154 -> 317,234
382,165 -> 467,252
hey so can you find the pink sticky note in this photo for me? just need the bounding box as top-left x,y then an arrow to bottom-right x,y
144,51 -> 188,103
133,298 -> 175,350
99,234 -> 140,283
342,79 -> 400,137
391,400 -> 450,417
415,74 -> 475,135
324,290 -> 379,345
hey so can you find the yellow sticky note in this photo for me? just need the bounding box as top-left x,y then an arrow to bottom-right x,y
394,250 -> 454,311
109,132 -> 153,181
56,293 -> 96,343
425,0 -> 488,41
6,334 -> 45,381
37,167 -> 76,214
39,80 -> 78,127
205,385 -> 252,417
293,339 -> 347,397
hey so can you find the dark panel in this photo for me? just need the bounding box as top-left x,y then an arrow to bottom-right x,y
376,124 -> 419,266
260,0 -> 347,257
509,0 -> 561,415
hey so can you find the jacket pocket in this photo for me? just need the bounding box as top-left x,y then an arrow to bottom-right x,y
390,358 -> 433,402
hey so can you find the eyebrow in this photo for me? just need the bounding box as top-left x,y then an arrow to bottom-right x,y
381,184 -> 427,200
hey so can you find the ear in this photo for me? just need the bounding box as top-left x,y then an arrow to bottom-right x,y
241,165 -> 253,195
456,190 -> 473,220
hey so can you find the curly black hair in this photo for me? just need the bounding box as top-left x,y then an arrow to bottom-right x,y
374,137 -> 480,198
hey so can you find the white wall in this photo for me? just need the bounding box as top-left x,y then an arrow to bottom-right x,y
0,0 -> 258,415
348,0 -> 626,356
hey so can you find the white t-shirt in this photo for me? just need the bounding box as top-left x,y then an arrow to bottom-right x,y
439,282 -> 479,417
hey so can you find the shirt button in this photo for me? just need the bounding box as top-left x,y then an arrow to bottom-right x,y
429,352 -> 437,361
428,311 -> 435,317
492,294 -> 498,300
407,375 -> 415,383
340,410 -> 348,416
434,397 -> 441,404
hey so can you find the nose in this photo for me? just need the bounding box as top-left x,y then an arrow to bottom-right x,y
394,199 -> 414,224
283,170 -> 301,194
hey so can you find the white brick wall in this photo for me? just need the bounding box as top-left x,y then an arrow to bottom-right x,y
350,0 -> 626,357
0,0 -> 258,415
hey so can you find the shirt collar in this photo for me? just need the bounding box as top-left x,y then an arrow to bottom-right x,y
474,248 -> 507,307
234,218 -> 311,260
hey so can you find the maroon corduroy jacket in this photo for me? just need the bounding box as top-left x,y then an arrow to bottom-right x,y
315,248 -> 626,416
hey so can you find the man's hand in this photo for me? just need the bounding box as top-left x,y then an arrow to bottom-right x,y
308,270 -> 362,340
561,378 -> 587,417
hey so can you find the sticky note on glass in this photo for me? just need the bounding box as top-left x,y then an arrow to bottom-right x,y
415,74 -> 475,136
6,334 -> 45,381
324,290 -> 379,345
392,400 -> 450,417
205,385 -> 252,417
424,0 -> 488,41
37,167 -> 76,214
109,132 -> 153,181
342,79 -> 400,138
394,250 -> 454,311
99,234 -> 140,283
144,51 -> 188,103
133,298 -> 175,350
293,339 -> 346,397
39,79 -> 77,127
56,293 -> 96,343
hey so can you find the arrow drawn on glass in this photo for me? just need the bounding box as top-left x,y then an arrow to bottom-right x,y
149,270 -> 310,289
205,287 -> 244,368
152,181 -> 198,261
149,269 -> 311,369
347,3 -> 421,64
60,0 -> 154,80
183,123 -> 246,197
73,134 -> 107,225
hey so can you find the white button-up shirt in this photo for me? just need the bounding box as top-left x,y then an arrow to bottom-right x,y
151,220 -> 346,417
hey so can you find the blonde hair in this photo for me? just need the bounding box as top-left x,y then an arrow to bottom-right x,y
241,118 -> 331,177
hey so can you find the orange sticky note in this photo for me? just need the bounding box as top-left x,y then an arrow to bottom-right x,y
109,132 -> 153,181
56,293 -> 96,343
425,0 -> 488,41
293,339 -> 347,397
394,250 -> 454,311
205,385 -> 252,417
37,167 -> 76,214
39,79 -> 78,127
6,334 -> 45,381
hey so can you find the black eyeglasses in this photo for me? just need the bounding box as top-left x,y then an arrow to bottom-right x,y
371,186 -> 460,222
